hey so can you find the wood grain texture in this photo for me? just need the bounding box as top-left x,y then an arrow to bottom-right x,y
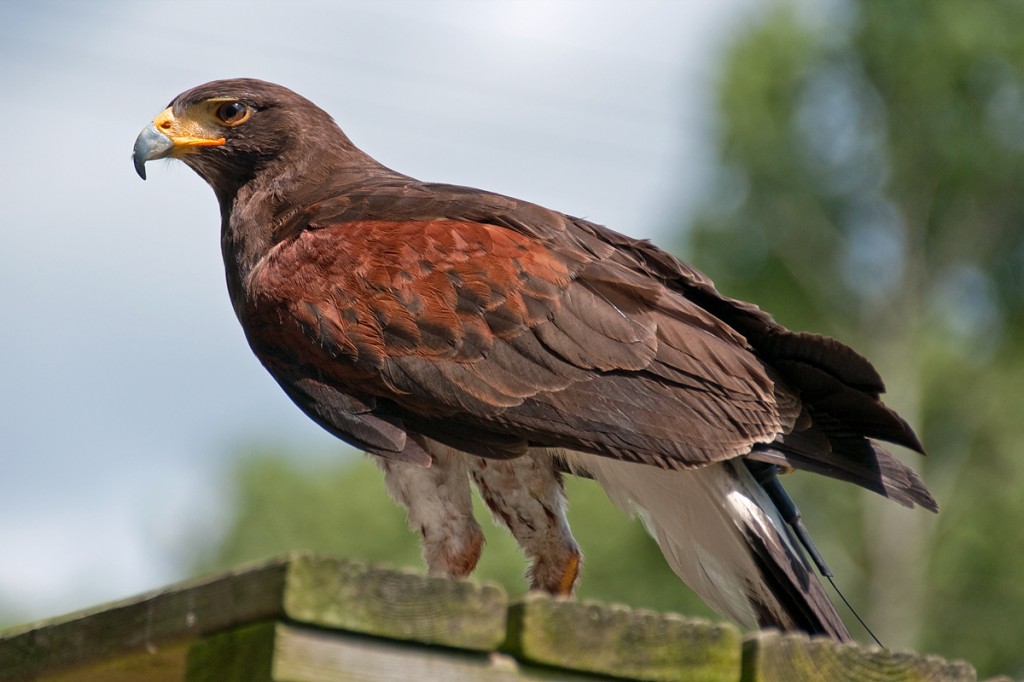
187,622 -> 275,682
504,592 -> 742,682
0,552 -> 994,681
742,630 -> 977,682
187,621 -> 607,682
33,643 -> 189,682
0,552 -> 506,681
0,554 -> 290,681
282,554 -> 508,651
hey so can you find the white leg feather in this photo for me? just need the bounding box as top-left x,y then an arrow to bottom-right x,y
468,451 -> 581,594
374,438 -> 484,579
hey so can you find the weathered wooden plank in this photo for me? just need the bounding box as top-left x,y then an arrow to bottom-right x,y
186,622 -> 276,682
26,642 -> 188,682
282,554 -> 508,651
0,552 -> 506,681
504,593 -> 742,682
0,552 -> 990,682
186,621 -> 611,682
741,630 -> 978,682
0,554 -> 292,681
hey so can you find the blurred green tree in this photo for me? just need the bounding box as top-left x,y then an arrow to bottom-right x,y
688,0 -> 1024,676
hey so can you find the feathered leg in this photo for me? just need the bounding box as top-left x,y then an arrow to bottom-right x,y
467,451 -> 581,595
374,438 -> 484,579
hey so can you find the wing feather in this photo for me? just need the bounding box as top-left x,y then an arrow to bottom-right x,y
242,184 -> 932,510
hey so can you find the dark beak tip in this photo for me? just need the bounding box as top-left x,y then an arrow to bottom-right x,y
132,122 -> 174,181
134,155 -> 148,181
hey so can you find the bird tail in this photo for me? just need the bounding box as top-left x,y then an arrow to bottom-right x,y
567,452 -> 851,640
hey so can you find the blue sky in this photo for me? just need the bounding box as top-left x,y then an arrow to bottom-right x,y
0,0 -> 758,621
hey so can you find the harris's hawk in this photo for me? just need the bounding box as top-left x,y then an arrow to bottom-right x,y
133,79 -> 935,640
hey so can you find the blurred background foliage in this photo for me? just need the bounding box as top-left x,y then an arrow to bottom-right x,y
191,0 -> 1024,677
689,0 -> 1024,675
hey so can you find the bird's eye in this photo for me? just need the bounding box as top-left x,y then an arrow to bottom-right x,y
215,101 -> 250,126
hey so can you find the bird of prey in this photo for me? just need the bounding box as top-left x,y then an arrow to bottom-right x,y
133,78 -> 935,640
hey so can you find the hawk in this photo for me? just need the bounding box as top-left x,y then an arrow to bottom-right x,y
133,79 -> 935,640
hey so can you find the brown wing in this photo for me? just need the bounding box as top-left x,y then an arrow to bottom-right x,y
242,215 -> 791,468
241,179 -> 933,510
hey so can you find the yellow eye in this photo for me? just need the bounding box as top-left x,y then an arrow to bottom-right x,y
215,101 -> 250,126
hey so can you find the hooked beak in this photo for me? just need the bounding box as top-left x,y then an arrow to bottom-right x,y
132,123 -> 173,180
132,107 -> 225,180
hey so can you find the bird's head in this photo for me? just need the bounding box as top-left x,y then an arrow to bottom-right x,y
133,78 -> 354,200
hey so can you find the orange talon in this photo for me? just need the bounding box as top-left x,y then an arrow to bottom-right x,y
556,551 -> 581,596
